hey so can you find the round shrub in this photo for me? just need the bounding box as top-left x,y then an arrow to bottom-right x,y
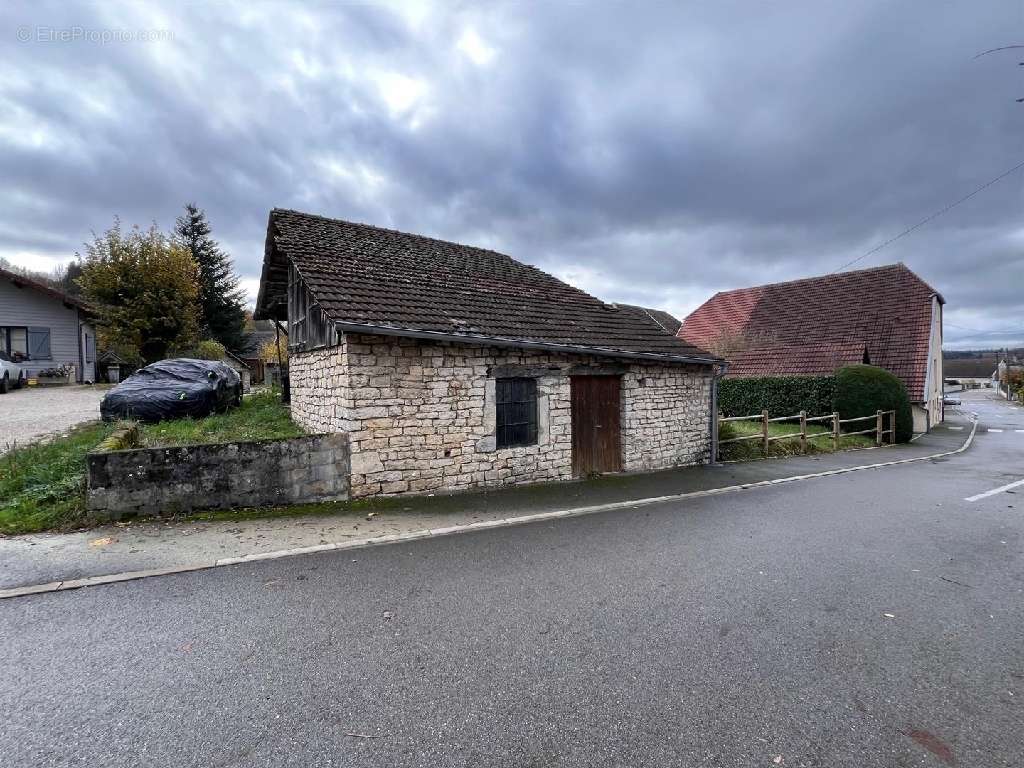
833,365 -> 913,443
194,339 -> 227,361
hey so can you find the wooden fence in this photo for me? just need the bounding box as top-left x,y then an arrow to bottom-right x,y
718,409 -> 896,459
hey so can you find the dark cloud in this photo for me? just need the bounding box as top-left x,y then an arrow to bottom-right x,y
1,0 -> 1021,348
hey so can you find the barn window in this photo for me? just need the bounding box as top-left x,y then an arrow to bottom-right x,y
496,378 -> 538,448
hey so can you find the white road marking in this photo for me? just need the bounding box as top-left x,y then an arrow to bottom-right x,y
948,426 -> 964,431
965,477 -> 1024,502
987,429 -> 1004,433
1016,430 -> 1024,434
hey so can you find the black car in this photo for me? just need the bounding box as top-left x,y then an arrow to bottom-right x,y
100,358 -> 242,423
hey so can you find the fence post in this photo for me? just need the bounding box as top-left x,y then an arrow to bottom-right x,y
799,410 -> 807,453
832,412 -> 840,452
889,410 -> 896,443
762,410 -> 769,457
876,410 -> 883,447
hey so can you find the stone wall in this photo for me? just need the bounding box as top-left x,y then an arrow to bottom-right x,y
290,333 -> 713,498
289,344 -> 353,433
621,366 -> 712,471
86,434 -> 350,519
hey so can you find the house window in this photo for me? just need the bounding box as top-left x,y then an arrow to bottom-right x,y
496,377 -> 538,448
0,327 -> 28,360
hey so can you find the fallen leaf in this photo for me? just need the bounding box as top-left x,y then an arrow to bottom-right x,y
89,537 -> 115,547
902,729 -> 955,765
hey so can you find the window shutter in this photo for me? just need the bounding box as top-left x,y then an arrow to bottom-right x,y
86,334 -> 96,363
27,327 -> 51,360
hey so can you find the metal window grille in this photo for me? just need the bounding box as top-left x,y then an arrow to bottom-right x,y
496,377 -> 538,448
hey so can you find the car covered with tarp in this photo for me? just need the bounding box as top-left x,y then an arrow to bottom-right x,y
100,358 -> 242,423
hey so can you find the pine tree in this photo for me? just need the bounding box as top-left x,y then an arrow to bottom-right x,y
62,258 -> 85,296
173,203 -> 248,351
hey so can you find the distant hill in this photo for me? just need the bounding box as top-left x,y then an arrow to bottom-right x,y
944,348 -> 1023,360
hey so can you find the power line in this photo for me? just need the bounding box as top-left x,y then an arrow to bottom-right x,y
972,44 -> 1024,59
833,159 -> 1024,272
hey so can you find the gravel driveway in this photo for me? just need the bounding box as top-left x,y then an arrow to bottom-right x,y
0,385 -> 106,452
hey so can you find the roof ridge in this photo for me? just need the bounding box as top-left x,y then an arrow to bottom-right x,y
620,304 -> 679,335
710,263 -> 911,296
270,208 -> 602,304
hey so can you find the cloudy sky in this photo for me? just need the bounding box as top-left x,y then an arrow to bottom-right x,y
2,1 -> 1022,349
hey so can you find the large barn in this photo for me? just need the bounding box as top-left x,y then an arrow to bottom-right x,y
678,264 -> 945,432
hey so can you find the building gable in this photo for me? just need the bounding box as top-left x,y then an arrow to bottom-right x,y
678,263 -> 941,400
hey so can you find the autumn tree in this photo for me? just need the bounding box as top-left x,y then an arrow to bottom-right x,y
259,335 -> 288,365
174,204 -> 248,352
77,221 -> 201,363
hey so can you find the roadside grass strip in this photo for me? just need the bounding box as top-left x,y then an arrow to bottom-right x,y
0,418 -> 978,600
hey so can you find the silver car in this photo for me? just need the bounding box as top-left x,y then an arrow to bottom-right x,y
0,351 -> 26,394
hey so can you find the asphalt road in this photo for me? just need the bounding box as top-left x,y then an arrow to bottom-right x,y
1,389 -> 1022,767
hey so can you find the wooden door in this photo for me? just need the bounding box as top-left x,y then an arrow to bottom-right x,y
570,375 -> 622,476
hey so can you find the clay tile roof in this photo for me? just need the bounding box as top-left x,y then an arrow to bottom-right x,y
616,304 -> 682,336
726,342 -> 867,378
678,264 -> 943,400
255,209 -> 718,364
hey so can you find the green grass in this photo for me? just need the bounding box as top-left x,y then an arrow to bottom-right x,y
136,390 -> 304,448
719,418 -> 878,461
0,421 -> 116,535
0,391 -> 303,535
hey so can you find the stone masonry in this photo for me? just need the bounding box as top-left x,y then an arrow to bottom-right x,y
290,333 -> 713,499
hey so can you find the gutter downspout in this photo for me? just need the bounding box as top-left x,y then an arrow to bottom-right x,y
709,361 -> 729,465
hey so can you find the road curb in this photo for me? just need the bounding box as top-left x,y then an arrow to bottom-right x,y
0,418 -> 978,601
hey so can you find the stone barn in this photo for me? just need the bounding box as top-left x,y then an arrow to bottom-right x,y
254,209 -> 722,499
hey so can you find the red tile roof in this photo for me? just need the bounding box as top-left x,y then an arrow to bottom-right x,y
727,342 -> 867,378
678,264 -> 942,400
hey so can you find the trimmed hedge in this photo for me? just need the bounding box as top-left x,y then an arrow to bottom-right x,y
833,365 -> 913,443
718,366 -> 913,443
718,375 -> 836,418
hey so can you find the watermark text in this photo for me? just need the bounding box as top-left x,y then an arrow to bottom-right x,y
17,26 -> 174,44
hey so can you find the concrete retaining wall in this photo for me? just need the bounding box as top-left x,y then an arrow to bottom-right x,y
87,433 -> 350,519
